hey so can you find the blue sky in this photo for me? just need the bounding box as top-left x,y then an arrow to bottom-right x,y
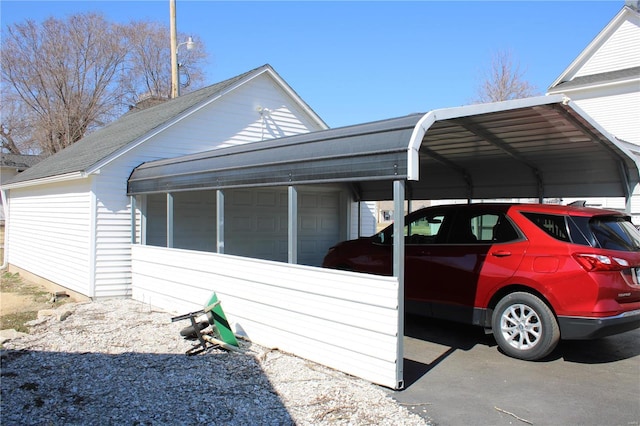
0,1 -> 625,128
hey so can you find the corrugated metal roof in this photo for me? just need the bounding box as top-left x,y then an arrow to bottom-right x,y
128,113 -> 420,195
128,95 -> 640,201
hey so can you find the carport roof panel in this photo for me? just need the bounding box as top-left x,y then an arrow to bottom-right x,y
127,114 -> 422,194
127,95 -> 640,200
411,97 -> 639,200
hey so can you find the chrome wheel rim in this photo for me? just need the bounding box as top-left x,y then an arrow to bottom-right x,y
500,303 -> 542,351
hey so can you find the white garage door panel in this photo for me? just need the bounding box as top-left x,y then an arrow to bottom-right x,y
226,187 -> 342,266
299,191 -> 341,266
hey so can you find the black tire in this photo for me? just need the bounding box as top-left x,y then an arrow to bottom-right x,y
491,292 -> 560,361
180,320 -> 209,338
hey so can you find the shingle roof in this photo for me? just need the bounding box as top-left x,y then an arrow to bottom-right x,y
0,153 -> 45,171
549,67 -> 640,91
6,64 -> 273,185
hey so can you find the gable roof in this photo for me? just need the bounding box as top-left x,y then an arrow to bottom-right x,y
548,5 -> 640,91
6,64 -> 326,187
550,66 -> 640,92
0,153 -> 45,172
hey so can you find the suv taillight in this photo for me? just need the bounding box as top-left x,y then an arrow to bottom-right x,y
572,253 -> 630,272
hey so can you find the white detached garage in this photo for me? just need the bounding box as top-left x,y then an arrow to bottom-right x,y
1,64 -> 331,299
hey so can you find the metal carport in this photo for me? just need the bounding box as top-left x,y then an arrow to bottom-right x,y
127,94 -> 640,388
128,94 -> 639,203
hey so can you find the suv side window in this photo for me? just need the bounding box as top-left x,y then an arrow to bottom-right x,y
522,213 -> 570,242
488,214 -> 520,243
447,211 -> 519,244
405,213 -> 447,244
566,216 -> 593,246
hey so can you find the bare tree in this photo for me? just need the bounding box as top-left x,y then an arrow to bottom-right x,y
1,12 -> 207,155
0,90 -> 38,154
120,20 -> 206,106
1,14 -> 126,155
473,49 -> 539,103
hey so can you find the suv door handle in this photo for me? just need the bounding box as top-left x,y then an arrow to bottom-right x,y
491,250 -> 512,257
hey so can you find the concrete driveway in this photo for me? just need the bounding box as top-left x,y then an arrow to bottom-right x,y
391,315 -> 640,425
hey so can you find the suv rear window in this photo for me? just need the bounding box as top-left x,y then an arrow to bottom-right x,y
575,215 -> 640,251
523,212 -> 640,251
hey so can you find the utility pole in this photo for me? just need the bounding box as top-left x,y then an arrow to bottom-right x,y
170,0 -> 179,99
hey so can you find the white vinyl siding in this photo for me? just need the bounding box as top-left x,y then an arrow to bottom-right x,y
131,75 -> 321,156
632,185 -> 640,222
93,169 -> 136,298
350,201 -> 377,239
131,245 -> 402,389
576,19 -> 640,77
562,197 -> 627,211
7,180 -> 92,295
571,90 -> 640,145
12,72 -> 327,299
546,8 -> 640,222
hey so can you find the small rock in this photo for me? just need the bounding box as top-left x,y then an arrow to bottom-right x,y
58,311 -> 72,321
35,309 -> 71,322
50,291 -> 70,303
25,317 -> 48,327
0,328 -> 28,344
37,309 -> 58,319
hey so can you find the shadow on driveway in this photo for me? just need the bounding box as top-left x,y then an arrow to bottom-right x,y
402,314 -> 495,388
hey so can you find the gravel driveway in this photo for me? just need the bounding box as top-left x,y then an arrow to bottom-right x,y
1,299 -> 429,425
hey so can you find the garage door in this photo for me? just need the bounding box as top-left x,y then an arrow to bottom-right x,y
225,186 -> 344,266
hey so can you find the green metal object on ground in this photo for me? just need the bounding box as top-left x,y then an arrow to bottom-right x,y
205,292 -> 239,347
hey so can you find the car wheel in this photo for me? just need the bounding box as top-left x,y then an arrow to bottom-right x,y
491,292 -> 560,360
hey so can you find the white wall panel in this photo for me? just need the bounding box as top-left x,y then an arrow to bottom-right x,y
572,90 -> 640,145
576,19 -> 640,77
7,180 -> 92,295
131,245 -> 402,389
350,201 -> 377,239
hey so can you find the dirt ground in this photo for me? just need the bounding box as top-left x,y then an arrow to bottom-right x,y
0,271 -> 74,333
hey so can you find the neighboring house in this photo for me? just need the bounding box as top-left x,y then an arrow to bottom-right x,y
1,64 -> 328,298
389,4 -> 640,221
547,3 -> 640,215
0,153 -> 44,183
0,153 -> 44,221
0,153 -> 44,260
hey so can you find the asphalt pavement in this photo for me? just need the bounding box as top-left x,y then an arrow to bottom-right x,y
391,315 -> 640,426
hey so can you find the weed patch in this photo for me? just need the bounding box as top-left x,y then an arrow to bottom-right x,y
1,311 -> 38,333
1,272 -> 70,335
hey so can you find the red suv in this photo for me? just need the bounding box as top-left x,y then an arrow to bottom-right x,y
323,203 -> 640,360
